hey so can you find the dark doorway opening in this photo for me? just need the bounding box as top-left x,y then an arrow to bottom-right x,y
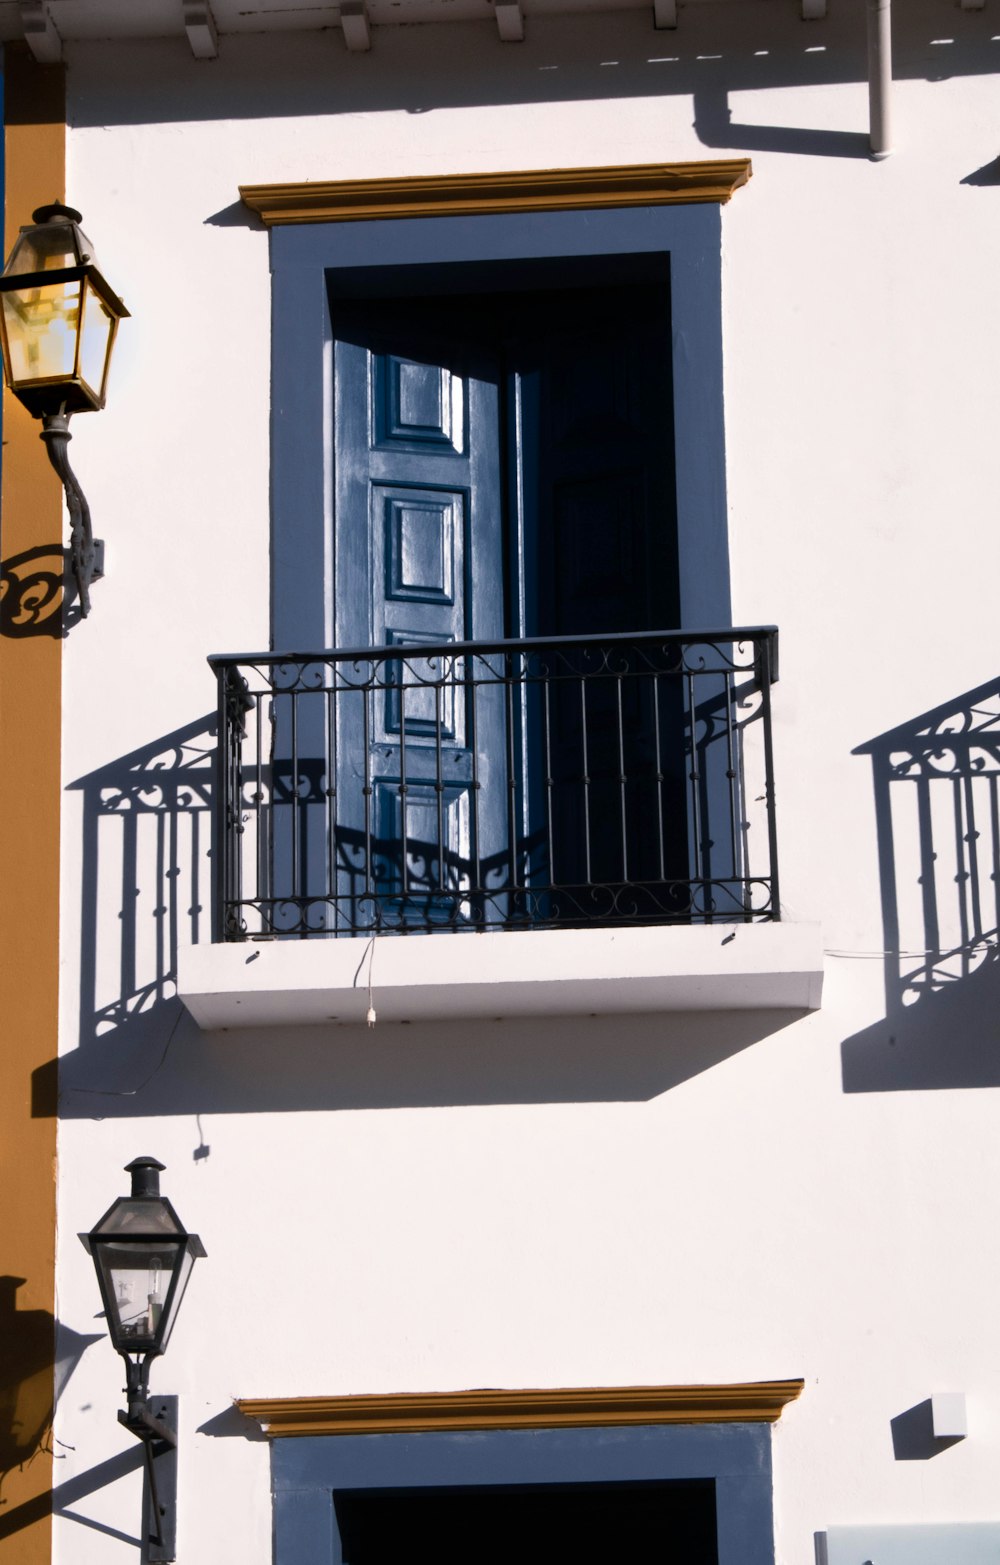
335,1478 -> 719,1564
329,265 -> 679,648
323,267 -> 689,928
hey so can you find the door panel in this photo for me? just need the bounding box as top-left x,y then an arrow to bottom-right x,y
332,299 -> 505,928
374,351 -> 464,452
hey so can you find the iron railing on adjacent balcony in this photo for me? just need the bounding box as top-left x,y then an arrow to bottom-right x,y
211,627 -> 780,939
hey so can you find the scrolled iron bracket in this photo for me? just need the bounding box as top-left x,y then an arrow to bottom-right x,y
39,411 -> 104,619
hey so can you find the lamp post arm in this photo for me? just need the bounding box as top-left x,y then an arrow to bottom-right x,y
39,411 -> 100,618
118,1354 -> 178,1560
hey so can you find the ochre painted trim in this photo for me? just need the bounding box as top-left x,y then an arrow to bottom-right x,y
239,159 -> 752,227
0,42 -> 65,1565
238,1380 -> 804,1438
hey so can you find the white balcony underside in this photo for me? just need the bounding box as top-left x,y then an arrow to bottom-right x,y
177,922 -> 823,1030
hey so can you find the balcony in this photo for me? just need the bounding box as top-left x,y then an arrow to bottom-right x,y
212,627 -> 780,940
174,627 -> 825,1026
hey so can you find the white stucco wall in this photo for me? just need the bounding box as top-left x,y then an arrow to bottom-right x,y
52,5 -> 1000,1561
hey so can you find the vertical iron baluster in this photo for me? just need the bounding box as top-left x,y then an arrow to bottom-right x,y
469,652 -> 482,901
399,668 -> 409,901
580,675 -> 592,887
290,690 -> 300,904
505,656 -> 519,894
758,637 -> 780,922
543,672 -> 555,889
616,673 -> 628,884
733,666 -> 751,921
326,685 -> 336,928
362,680 -> 373,928
652,671 -> 666,881
686,670 -> 703,909
435,677 -> 445,893
723,659 -> 740,906
214,667 -> 228,942
990,775 -> 1000,943
255,691 -> 264,915
266,691 -> 276,934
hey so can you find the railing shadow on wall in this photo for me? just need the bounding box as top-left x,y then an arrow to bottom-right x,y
68,715 -> 216,1051
47,711 -> 803,1120
42,715 -> 217,1119
842,677 -> 1000,1092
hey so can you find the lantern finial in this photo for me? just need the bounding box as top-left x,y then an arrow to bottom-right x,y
126,1157 -> 167,1198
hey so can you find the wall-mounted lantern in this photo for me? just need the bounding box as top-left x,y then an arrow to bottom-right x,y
0,201 -> 129,616
80,1157 -> 205,1563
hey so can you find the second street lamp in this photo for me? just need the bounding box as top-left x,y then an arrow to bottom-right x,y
80,1157 -> 206,1562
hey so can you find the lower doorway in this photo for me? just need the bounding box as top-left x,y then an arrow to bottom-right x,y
335,1479 -> 718,1564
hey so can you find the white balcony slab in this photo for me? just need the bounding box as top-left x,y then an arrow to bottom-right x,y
177,922 -> 823,1030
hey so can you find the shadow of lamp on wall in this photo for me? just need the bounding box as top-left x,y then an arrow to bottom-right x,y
0,1276 -> 99,1500
80,1157 -> 205,1563
0,202 -> 128,622
843,677 -> 1000,1092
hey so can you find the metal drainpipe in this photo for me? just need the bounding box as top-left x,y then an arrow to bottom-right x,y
867,0 -> 893,158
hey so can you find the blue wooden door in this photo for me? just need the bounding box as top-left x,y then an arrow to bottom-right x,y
330,283 -> 682,930
332,298 -> 506,928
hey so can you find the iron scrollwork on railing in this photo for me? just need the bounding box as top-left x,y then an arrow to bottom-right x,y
210,627 -> 780,940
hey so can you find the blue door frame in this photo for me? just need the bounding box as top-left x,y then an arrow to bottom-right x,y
271,1422 -> 775,1564
268,202 -> 731,653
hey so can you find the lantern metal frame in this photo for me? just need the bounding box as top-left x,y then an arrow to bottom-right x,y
0,201 -> 129,617
80,1157 -> 205,1564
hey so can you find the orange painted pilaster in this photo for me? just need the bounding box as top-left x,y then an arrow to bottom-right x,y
0,43 -> 65,1564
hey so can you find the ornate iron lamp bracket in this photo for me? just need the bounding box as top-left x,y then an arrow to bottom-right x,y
39,411 -> 104,618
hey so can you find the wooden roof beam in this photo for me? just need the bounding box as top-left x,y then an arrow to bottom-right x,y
19,0 -> 62,63
495,1 -> 524,42
184,2 -> 219,58
340,0 -> 371,51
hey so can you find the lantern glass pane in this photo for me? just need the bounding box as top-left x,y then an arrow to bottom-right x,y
96,1239 -> 183,1352
78,281 -> 114,402
158,1245 -> 198,1353
2,279 -> 81,386
97,1198 -> 182,1237
4,224 -> 80,276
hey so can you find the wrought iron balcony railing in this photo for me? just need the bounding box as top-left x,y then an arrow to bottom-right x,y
211,628 -> 780,939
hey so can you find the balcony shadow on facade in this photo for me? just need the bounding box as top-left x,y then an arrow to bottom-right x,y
842,678 -> 1000,1093
48,712 -> 801,1120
